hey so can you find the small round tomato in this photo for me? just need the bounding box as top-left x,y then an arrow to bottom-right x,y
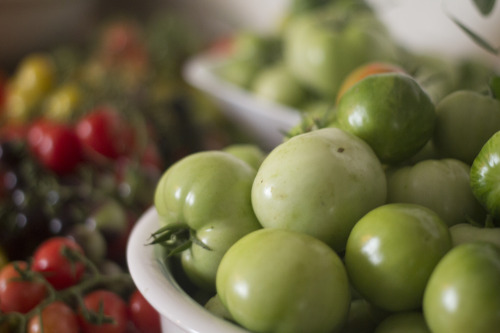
32,237 -> 85,290
128,289 -> 161,333
345,203 -> 452,312
27,119 -> 83,175
76,106 -> 135,161
216,228 -> 351,333
423,242 -> 500,333
79,290 -> 128,333
0,261 -> 47,313
336,72 -> 436,164
27,301 -> 79,333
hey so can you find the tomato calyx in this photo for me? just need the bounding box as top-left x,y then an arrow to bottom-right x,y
148,225 -> 212,256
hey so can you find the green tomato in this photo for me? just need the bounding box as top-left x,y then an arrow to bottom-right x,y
345,203 -> 452,312
283,3 -> 398,100
153,151 -> 262,291
230,31 -> 281,66
470,130 -> 500,220
386,159 -> 486,227
336,72 -> 436,164
216,228 -> 351,333
374,312 -> 430,333
423,242 -> 500,333
222,143 -> 267,170
252,127 -> 387,252
251,63 -> 308,108
433,90 -> 500,165
450,223 -> 500,248
216,59 -> 261,89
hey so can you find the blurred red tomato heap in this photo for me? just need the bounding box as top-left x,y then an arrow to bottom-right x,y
0,12 -> 243,332
0,13 -> 239,262
0,236 -> 161,333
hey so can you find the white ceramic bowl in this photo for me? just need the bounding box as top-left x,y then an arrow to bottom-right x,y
183,52 -> 302,151
0,0 -> 97,66
127,206 -> 249,333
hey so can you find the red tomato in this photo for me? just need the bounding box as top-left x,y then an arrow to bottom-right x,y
27,301 -> 79,333
76,106 -> 135,161
128,289 -> 161,333
0,261 -> 47,313
32,237 -> 85,290
27,119 -> 83,174
79,290 -> 128,333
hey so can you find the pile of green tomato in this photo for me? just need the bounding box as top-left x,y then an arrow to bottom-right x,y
149,1 -> 500,333
214,0 -> 493,115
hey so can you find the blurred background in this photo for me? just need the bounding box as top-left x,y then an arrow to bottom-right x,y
1,0 -> 499,68
0,1 -> 499,332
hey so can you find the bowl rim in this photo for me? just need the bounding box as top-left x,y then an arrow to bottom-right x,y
182,50 -> 302,129
127,206 -> 249,333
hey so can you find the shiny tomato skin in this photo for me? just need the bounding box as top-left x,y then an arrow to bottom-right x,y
32,237 -> 85,290
345,203 -> 452,312
470,130 -> 500,220
27,119 -> 83,174
76,106 -> 135,161
128,289 -> 162,333
423,242 -> 500,333
79,290 -> 128,333
216,228 -> 351,333
27,301 -> 79,333
336,73 -> 436,165
0,261 -> 47,313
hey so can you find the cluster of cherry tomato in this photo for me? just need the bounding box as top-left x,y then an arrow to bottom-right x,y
0,13 -> 245,333
0,236 -> 161,333
0,13 -> 241,260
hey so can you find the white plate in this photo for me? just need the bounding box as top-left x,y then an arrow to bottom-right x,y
127,206 -> 249,333
183,52 -> 302,151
